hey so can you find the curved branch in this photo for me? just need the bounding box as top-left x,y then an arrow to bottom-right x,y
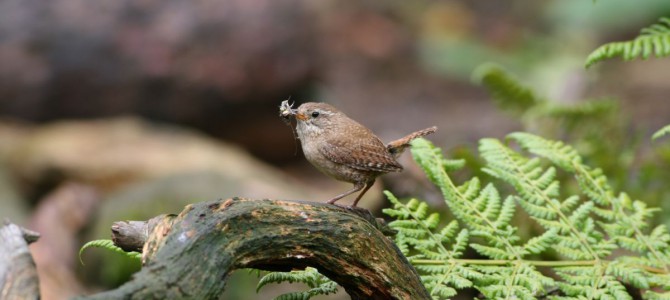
80,198 -> 430,300
0,221 -> 41,299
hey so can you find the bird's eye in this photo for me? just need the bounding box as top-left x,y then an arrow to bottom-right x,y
311,111 -> 320,118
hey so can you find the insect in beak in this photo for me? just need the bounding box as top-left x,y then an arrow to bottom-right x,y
279,99 -> 297,125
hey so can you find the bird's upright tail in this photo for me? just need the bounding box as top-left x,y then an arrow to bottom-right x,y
386,126 -> 437,157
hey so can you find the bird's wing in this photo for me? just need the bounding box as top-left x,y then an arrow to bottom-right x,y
320,135 -> 402,173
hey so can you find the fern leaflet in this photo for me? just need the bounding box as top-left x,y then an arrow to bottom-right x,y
256,267 -> 338,300
586,17 -> 670,68
652,124 -> 670,141
79,239 -> 141,265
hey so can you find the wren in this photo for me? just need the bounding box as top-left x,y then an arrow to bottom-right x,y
285,102 -> 436,207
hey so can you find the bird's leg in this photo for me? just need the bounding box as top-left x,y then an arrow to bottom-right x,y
350,181 -> 375,208
327,182 -> 364,205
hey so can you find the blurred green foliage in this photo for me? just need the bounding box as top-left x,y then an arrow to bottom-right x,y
418,0 -> 670,80
474,63 -> 670,229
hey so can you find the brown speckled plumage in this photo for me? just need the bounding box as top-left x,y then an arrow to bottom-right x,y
292,102 -> 436,207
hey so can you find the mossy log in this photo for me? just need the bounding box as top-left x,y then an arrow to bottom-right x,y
81,198 -> 430,299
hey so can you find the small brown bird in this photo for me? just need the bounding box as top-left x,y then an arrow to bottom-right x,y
286,102 -> 436,207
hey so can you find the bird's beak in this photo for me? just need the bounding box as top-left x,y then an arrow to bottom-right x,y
295,112 -> 308,121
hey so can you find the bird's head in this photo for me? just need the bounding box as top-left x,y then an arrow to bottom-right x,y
295,102 -> 344,134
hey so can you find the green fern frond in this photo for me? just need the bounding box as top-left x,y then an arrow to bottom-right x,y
477,137 -> 661,298
384,191 -> 479,298
507,132 -> 611,205
472,63 -> 544,115
410,140 -> 525,259
508,132 -> 670,275
79,239 -> 141,265
272,282 -> 338,300
645,291 -> 670,300
652,124 -> 670,141
474,263 -> 554,300
256,267 -> 338,300
405,138 -> 557,298
479,138 -> 616,261
586,17 -> 670,68
522,229 -> 558,256
607,259 -> 651,289
556,265 -> 632,300
545,99 -> 616,117
473,63 -> 617,130
505,132 -> 582,172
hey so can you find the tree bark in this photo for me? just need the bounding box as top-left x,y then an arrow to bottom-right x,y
0,221 -> 41,300
80,198 -> 430,299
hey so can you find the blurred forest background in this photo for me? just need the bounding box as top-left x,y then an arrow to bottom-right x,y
1,0 -> 669,299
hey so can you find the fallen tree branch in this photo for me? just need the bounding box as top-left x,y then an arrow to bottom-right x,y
0,220 -> 41,299
80,198 -> 430,299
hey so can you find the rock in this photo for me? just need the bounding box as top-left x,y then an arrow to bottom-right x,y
3,117 -> 323,201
